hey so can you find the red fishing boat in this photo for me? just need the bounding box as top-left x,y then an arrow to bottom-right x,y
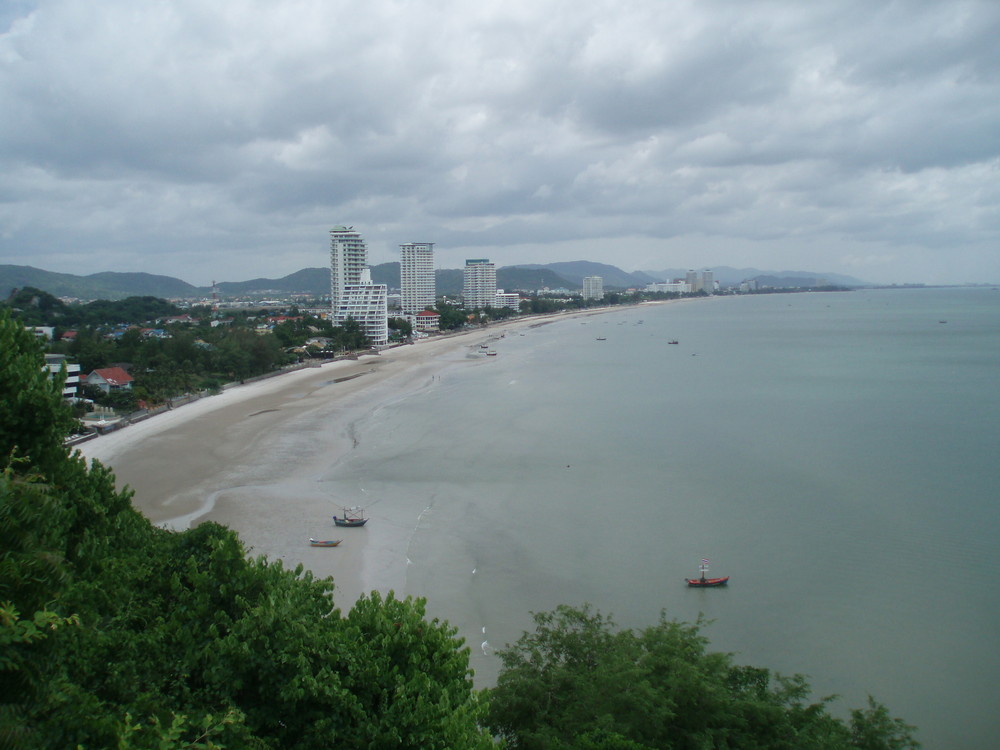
686,559 -> 729,587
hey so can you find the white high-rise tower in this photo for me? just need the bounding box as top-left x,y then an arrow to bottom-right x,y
400,242 -> 435,314
329,225 -> 368,309
463,259 -> 496,310
582,276 -> 604,300
329,225 -> 388,347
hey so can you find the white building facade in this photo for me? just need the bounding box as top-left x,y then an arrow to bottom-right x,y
400,242 -> 435,314
335,269 -> 388,347
330,226 -> 388,347
701,269 -> 714,293
645,281 -> 690,293
329,225 -> 369,309
495,291 -> 521,310
686,269 -> 700,293
582,276 -> 604,300
44,354 -> 81,399
463,258 -> 497,309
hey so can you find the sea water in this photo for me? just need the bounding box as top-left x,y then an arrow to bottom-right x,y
329,287 -> 1000,749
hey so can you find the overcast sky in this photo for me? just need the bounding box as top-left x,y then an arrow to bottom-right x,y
2,1 -> 998,286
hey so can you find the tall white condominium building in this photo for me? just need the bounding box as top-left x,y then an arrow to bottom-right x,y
701,269 -> 714,294
336,268 -> 389,347
463,258 -> 497,309
400,242 -> 436,314
582,276 -> 604,300
686,269 -> 700,293
329,225 -> 368,309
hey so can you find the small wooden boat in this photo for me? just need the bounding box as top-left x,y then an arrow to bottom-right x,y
686,559 -> 729,587
333,506 -> 368,527
486,349 -> 497,356
309,538 -> 342,547
668,340 -> 679,345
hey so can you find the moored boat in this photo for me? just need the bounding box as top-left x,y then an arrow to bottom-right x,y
309,538 -> 342,547
333,506 -> 368,527
686,558 -> 729,587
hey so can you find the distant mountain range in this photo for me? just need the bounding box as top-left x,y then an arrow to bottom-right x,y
1,262 -> 869,302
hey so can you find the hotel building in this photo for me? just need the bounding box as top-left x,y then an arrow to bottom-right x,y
582,276 -> 604,300
329,226 -> 369,310
330,225 -> 388,347
462,258 -> 497,310
400,242 -> 436,314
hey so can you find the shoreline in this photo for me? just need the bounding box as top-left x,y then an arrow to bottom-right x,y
76,299 -> 698,606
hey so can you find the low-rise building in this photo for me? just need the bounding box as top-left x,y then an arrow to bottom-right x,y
412,310 -> 441,332
85,366 -> 134,394
495,291 -> 521,310
44,354 -> 81,399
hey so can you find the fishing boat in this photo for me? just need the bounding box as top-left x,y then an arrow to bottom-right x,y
686,558 -> 729,587
333,506 -> 368,527
309,538 -> 342,547
486,349 -> 497,356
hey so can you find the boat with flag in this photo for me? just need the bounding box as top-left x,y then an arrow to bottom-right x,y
686,558 -> 729,587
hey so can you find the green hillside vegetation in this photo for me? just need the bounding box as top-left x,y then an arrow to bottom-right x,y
3,262 -> 585,301
0,265 -> 201,300
1,309 -> 918,748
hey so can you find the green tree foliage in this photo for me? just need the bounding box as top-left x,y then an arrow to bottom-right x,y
388,316 -> 413,338
434,303 -> 468,330
486,604 -> 919,750
0,309 -> 494,748
0,309 -> 77,474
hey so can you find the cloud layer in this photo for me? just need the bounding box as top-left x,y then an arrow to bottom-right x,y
2,0 -> 998,284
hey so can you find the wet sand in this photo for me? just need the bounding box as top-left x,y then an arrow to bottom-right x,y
76,302 -> 690,608
75,314 -> 580,606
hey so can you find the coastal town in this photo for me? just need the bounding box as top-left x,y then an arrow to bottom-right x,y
11,225 -> 820,439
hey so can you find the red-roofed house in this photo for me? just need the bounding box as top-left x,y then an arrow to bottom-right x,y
85,366 -> 134,394
413,310 -> 441,332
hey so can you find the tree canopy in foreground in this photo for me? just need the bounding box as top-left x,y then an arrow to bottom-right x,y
485,605 -> 918,749
1,308 -> 918,748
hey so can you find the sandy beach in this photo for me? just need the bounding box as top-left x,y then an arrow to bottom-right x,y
75,308 -> 623,607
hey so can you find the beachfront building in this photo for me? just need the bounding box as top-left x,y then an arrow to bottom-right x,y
335,268 -> 389,347
646,280 -> 690,293
400,242 -> 435,314
413,310 -> 441,332
582,276 -> 604,300
330,225 -> 389,347
686,269 -> 700,293
463,258 -> 497,310
495,290 -> 521,311
85,366 -> 133,394
701,269 -> 715,294
329,225 -> 369,310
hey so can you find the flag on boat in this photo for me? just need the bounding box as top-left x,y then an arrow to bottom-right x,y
701,558 -> 710,565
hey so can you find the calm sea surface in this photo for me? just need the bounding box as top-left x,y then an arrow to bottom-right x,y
330,287 -> 1000,749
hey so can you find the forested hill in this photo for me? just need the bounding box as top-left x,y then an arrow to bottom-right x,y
1,262 -> 869,301
1,263 -> 584,300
